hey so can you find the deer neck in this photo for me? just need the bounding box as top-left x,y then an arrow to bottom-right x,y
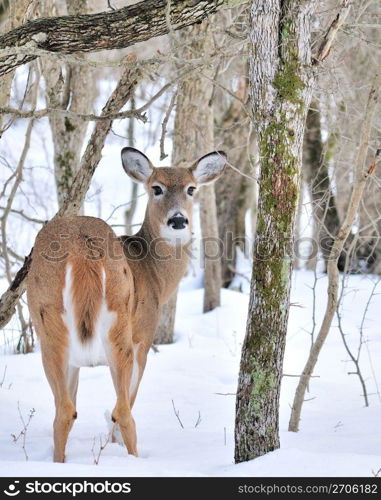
122,210 -> 190,304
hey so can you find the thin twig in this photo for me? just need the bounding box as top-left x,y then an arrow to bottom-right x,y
11,403 -> 35,461
194,411 -> 202,428
91,425 -> 114,465
0,365 -> 7,388
0,206 -> 45,224
171,399 -> 184,429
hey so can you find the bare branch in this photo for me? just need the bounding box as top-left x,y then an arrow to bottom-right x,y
160,90 -> 177,160
0,104 -> 146,123
313,0 -> 352,64
0,0 -> 231,77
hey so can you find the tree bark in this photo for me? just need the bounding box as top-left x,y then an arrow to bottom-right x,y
303,101 -> 342,271
175,20 -> 221,312
0,0 -> 36,132
0,0 -> 229,77
154,293 -> 178,345
124,95 -> 139,235
155,18 -> 220,343
235,0 -> 315,463
215,75 -> 255,287
43,0 -> 93,211
0,64 -> 143,330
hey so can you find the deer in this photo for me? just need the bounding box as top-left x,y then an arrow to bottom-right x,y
26,147 -> 226,462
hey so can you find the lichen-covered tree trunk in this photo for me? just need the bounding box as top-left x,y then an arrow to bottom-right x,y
235,0 -> 315,462
303,101 -> 342,271
42,0 -> 93,210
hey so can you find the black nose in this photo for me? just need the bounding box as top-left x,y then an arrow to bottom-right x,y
167,213 -> 189,230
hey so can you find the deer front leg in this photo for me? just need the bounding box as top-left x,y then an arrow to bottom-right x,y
129,341 -> 149,408
108,316 -> 138,456
110,357 -> 137,457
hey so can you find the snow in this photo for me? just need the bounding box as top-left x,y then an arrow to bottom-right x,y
0,271 -> 380,477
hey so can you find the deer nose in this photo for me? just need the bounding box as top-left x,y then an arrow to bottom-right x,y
167,212 -> 189,230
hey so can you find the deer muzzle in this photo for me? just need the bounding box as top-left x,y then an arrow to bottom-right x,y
167,212 -> 189,230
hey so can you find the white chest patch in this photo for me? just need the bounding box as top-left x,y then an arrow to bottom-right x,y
160,224 -> 191,247
62,265 -> 116,368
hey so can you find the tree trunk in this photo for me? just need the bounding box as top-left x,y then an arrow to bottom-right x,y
42,0 -> 93,211
174,20 -> 221,313
154,293 -> 178,345
303,101 -> 342,271
0,0 -> 36,132
215,75 -> 255,287
155,18 -> 220,343
0,0 -> 228,77
124,96 -> 139,235
235,0 -> 315,463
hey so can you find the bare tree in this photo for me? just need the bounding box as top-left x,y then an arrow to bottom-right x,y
289,74 -> 381,433
124,95 -> 139,235
235,0 -> 352,462
42,0 -> 93,210
215,72 -> 255,287
303,100 -> 342,271
235,0 -> 316,462
155,17 -> 222,344
0,63 -> 143,330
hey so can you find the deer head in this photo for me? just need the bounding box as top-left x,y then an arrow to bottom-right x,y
121,147 -> 227,245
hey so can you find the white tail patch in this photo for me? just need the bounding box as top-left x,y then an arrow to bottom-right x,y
62,265 -> 116,368
129,343 -> 140,396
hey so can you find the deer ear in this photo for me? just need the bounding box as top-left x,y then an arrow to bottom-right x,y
190,151 -> 227,184
121,147 -> 154,183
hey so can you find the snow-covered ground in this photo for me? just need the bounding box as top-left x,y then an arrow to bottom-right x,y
1,68 -> 380,478
0,270 -> 380,477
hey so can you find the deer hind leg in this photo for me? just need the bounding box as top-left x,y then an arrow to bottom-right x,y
108,321 -> 137,456
41,345 -> 77,463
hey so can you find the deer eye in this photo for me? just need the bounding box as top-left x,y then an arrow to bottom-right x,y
187,186 -> 196,196
152,185 -> 163,196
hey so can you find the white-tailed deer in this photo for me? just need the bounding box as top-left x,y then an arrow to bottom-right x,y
27,147 -> 226,462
